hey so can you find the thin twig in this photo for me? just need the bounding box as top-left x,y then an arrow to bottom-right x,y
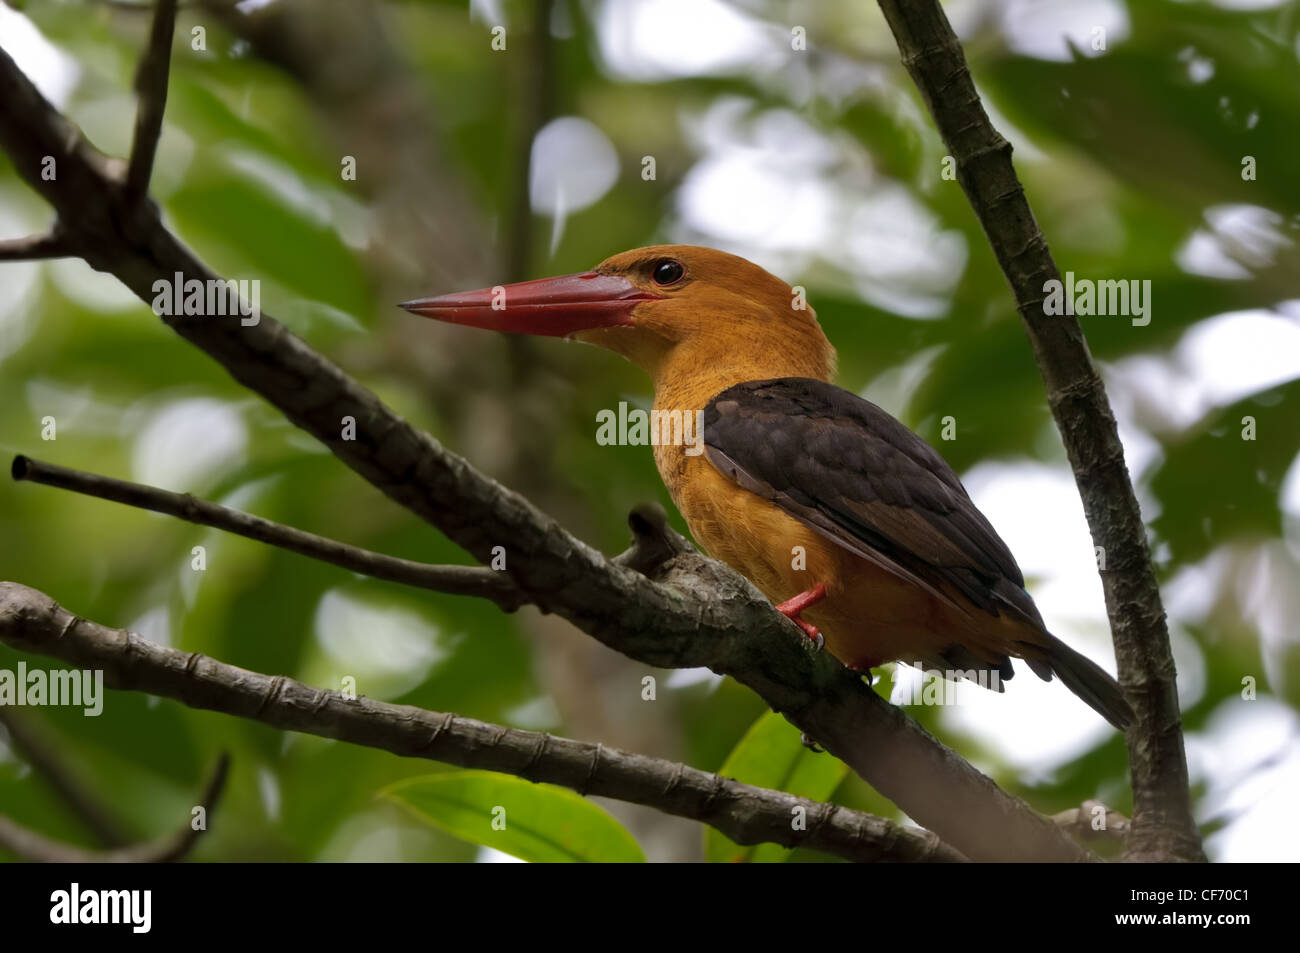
0,231 -> 70,261
124,0 -> 178,199
11,455 -> 526,612
874,0 -> 1200,862
0,752 -> 229,862
0,583 -> 964,863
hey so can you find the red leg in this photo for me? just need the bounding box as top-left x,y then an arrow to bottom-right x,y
775,582 -> 828,648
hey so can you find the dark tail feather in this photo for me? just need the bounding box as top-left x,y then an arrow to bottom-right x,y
1025,635 -> 1134,731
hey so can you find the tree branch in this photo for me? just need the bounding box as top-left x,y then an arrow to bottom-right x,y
0,231 -> 70,261
0,582 -> 964,864
0,751 -> 229,863
0,20 -> 1093,861
874,0 -> 1201,862
124,0 -> 178,200
11,455 -> 526,612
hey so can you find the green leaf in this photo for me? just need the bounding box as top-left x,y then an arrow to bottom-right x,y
382,770 -> 646,863
705,712 -> 849,863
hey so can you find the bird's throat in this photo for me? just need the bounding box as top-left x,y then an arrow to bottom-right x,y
648,341 -> 835,516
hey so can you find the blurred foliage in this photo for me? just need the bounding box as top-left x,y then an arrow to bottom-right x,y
0,0 -> 1296,862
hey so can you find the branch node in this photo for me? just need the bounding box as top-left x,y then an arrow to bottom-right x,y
615,502 -> 695,575
579,742 -> 604,796
520,732 -> 550,781
422,711 -> 456,755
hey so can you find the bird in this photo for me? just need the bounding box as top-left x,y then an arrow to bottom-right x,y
402,244 -> 1134,730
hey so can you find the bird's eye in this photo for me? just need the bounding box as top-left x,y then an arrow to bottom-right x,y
651,259 -> 685,286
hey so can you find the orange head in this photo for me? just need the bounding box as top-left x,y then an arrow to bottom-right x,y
402,245 -> 836,395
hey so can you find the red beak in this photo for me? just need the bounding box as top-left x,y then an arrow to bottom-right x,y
401,271 -> 660,337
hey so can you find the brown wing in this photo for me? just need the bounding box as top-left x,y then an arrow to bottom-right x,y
701,378 -> 1043,629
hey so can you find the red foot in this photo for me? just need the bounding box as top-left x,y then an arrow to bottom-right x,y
775,583 -> 828,647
